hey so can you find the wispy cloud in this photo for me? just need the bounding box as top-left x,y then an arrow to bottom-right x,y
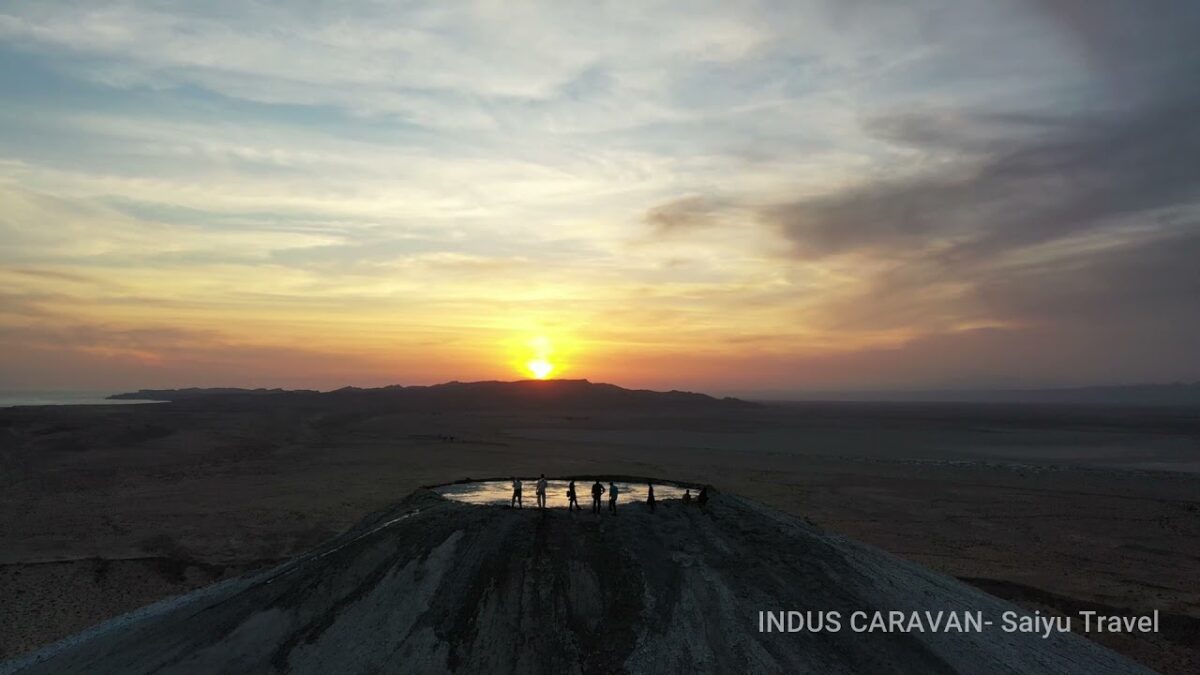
1,1 -> 1197,390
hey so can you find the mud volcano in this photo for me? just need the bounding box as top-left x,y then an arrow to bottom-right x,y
1,480 -> 1147,674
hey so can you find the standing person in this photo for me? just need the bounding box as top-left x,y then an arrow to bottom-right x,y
591,480 -> 605,514
646,482 -> 656,513
608,481 -> 619,514
536,473 -> 548,509
511,477 -> 523,509
697,485 -> 709,508
682,488 -> 691,505
567,480 -> 580,511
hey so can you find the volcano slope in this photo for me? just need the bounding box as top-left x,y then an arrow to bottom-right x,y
1,487 -> 1147,674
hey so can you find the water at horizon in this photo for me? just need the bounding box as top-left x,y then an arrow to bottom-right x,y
0,391 -> 163,408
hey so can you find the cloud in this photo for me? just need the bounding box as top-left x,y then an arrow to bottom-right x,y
971,227 -> 1200,325
748,1 -> 1200,325
644,196 -> 724,235
0,316 -> 386,389
0,2 -> 772,130
2,1 -> 1199,389
767,92 -> 1200,260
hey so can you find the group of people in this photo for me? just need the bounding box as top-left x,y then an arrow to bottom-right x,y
510,475 -> 708,513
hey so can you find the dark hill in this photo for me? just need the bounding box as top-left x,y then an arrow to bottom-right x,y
108,380 -> 757,412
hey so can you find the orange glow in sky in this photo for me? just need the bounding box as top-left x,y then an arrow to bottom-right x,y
2,3 -> 1195,394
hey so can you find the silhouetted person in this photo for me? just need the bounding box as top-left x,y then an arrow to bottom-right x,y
591,480 -> 605,514
697,486 -> 709,507
682,488 -> 692,504
511,477 -> 523,509
536,473 -> 548,509
647,482 -> 656,513
567,480 -> 580,511
608,481 -> 619,514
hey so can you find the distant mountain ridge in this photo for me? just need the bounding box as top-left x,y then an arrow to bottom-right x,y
108,379 -> 756,411
108,381 -> 1200,408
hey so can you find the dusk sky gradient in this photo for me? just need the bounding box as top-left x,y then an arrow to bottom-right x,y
1,1 -> 1198,394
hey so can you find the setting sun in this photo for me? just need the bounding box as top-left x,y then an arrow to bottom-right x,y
526,358 -> 554,380
515,335 -> 560,380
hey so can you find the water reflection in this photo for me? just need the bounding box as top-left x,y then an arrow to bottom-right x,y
434,479 -> 690,508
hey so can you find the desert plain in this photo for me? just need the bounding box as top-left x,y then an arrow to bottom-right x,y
1,384 -> 1197,672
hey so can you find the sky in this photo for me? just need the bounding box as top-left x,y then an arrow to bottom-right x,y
1,0 -> 1198,394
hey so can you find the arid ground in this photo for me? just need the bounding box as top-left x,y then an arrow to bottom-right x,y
1,391 -> 1198,672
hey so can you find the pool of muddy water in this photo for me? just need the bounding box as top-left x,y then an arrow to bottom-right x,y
434,479 -> 691,508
